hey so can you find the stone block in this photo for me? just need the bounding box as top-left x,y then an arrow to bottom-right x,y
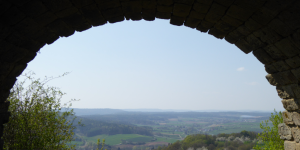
174,0 -> 194,5
282,99 -> 300,111
0,112 -> 10,124
184,17 -> 201,28
265,64 -> 278,74
34,11 -> 58,27
279,123 -> 293,140
252,49 -> 274,64
195,0 -> 213,5
0,101 -> 9,114
0,1 -> 12,16
107,16 -> 125,23
283,111 -> 294,125
290,29 -> 300,50
286,56 -> 300,69
273,60 -> 291,72
41,0 -> 73,12
244,34 -> 266,50
208,28 -> 226,39
71,0 -> 94,8
18,50 -> 37,64
173,3 -> 191,17
291,67 -> 300,82
2,6 -> 26,25
193,2 -> 210,14
264,0 -> 295,13
221,15 -> 243,27
275,38 -> 300,58
236,25 -> 251,36
95,0 -> 121,10
0,24 -> 12,41
291,84 -> 300,99
274,71 -> 298,85
142,0 -> 157,9
170,15 -> 185,26
265,74 -> 278,86
227,30 -> 244,41
188,10 -> 205,20
142,9 -> 156,21
101,7 -> 124,19
277,1 -> 300,31
205,2 -> 227,23
213,20 -> 235,34
235,39 -> 252,54
62,12 -> 92,31
226,5 -> 254,21
156,12 -> 171,19
292,112 -> 300,126
8,63 -> 27,78
253,27 -> 281,45
80,4 -> 107,27
2,77 -> 16,91
0,62 -> 14,78
224,34 -> 238,44
0,41 -> 13,55
268,18 -> 293,37
214,0 -> 234,7
47,19 -> 75,37
264,45 -> 287,61
197,20 -> 213,31
0,46 -> 28,64
277,85 -> 295,99
121,1 -> 142,13
19,0 -> 48,17
251,7 -> 277,25
245,18 -> 262,32
157,0 -> 173,6
292,127 -> 300,143
233,0 -> 266,9
54,5 -> 79,18
297,143 -> 300,150
285,141 -> 296,150
14,17 -> 41,37
157,5 -> 173,13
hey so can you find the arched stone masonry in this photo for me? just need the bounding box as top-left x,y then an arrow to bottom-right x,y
0,0 -> 300,149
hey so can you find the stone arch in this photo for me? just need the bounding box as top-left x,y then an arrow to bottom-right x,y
0,0 -> 300,149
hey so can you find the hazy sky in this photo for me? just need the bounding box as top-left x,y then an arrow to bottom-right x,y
20,19 -> 283,111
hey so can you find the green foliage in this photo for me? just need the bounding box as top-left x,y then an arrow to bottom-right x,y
96,138 -> 106,150
155,131 -> 258,150
253,109 -> 284,150
2,72 -> 82,150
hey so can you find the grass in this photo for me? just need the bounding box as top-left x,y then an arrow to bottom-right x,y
156,137 -> 180,143
127,137 -> 153,142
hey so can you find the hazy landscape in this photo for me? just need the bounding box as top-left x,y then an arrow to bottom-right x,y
66,108 -> 272,150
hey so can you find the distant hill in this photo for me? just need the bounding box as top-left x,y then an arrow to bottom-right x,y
61,108 -> 127,116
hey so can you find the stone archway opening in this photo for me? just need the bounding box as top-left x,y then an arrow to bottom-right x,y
1,0 -> 300,149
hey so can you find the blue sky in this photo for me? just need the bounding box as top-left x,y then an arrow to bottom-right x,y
21,19 -> 283,111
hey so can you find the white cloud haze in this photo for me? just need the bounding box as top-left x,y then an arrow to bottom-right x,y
237,67 -> 245,71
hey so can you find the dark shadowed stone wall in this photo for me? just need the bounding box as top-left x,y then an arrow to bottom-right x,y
0,0 -> 300,149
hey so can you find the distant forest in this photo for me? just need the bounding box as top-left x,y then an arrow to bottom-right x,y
74,117 -> 153,137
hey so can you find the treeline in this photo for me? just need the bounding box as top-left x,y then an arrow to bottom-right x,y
155,130 -> 259,150
74,117 -> 153,137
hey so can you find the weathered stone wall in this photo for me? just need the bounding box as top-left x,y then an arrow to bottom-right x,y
0,0 -> 300,149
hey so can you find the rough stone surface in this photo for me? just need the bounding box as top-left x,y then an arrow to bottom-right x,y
0,1 -> 300,149
292,127 -> 300,143
285,141 -> 297,150
282,99 -> 300,111
279,123 -> 293,141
